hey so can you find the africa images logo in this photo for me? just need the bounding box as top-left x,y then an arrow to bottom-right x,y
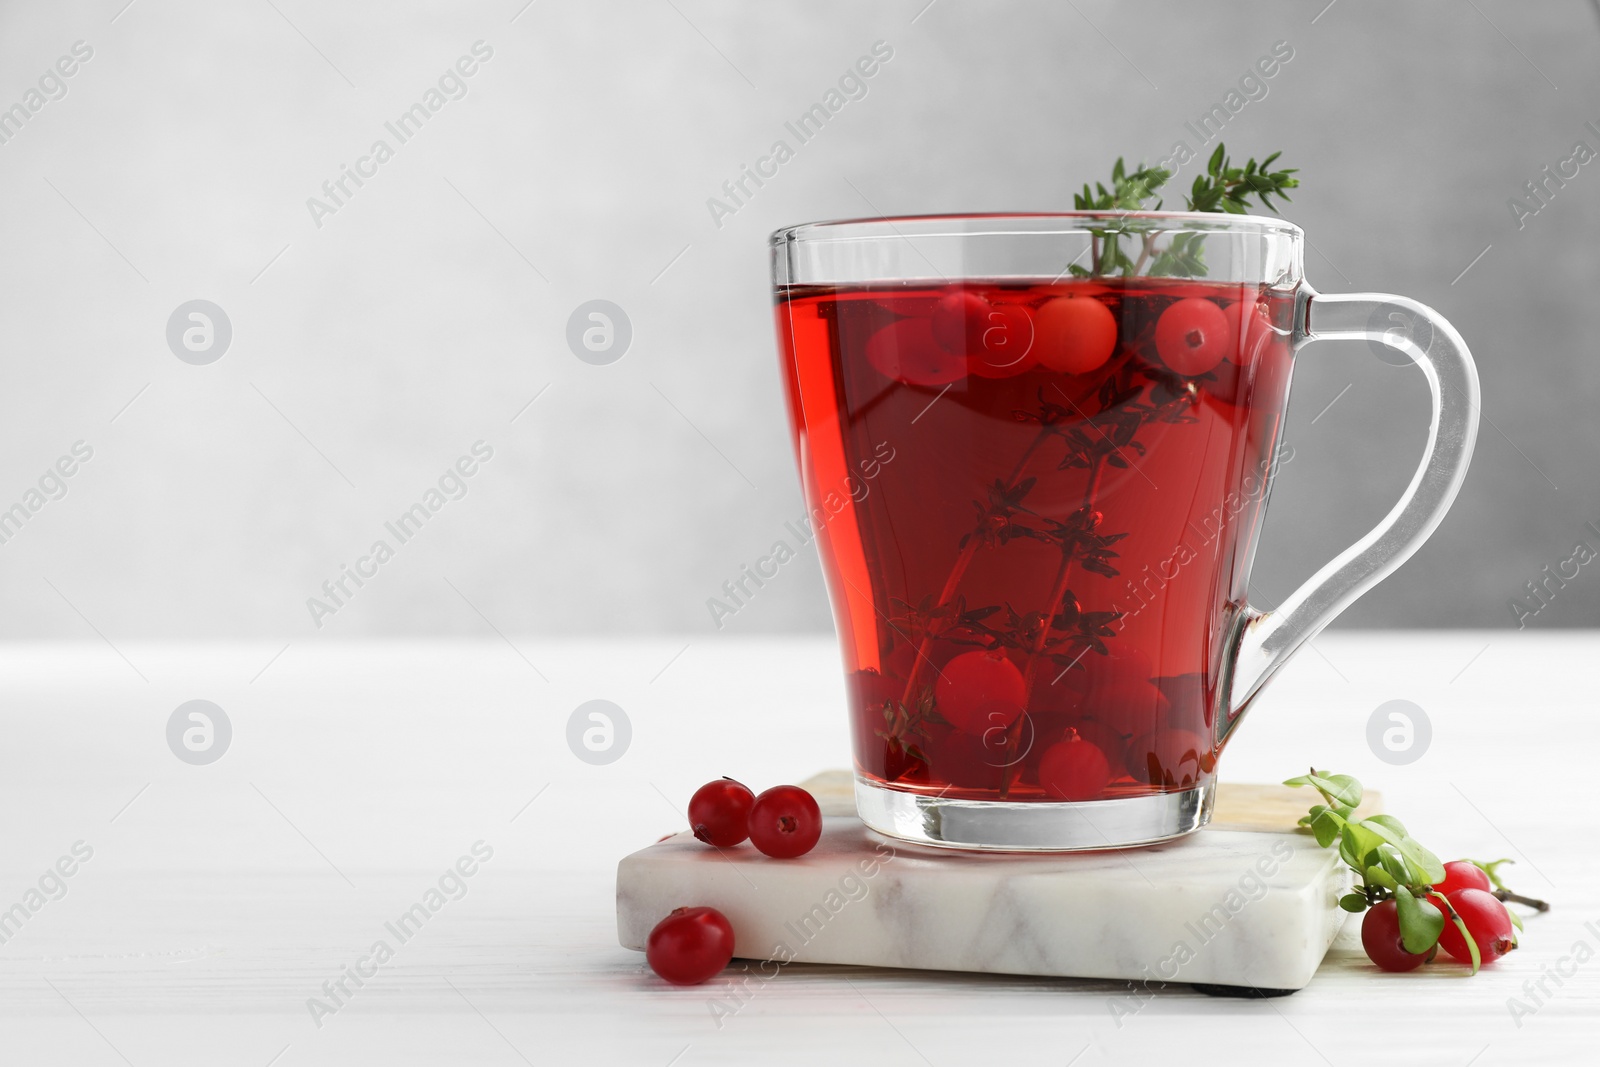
306,842 -> 494,1028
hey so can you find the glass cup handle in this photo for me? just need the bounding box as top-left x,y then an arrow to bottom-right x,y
1223,286 -> 1481,729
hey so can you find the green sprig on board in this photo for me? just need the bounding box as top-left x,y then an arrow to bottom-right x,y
1285,769 -> 1520,973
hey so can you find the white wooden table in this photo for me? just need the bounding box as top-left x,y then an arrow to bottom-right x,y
0,633 -> 1593,1065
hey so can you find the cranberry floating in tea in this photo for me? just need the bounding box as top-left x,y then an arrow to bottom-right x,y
772,149 -> 1479,849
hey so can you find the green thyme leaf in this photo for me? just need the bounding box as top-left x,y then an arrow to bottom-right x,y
1072,146 -> 1295,275
1073,158 -> 1172,212
1184,142 -> 1299,215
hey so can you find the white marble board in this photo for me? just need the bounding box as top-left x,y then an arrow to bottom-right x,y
617,782 -> 1352,992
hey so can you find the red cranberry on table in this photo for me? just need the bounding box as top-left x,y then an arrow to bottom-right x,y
646,906 -> 735,985
748,785 -> 822,858
1433,860 -> 1493,898
687,778 -> 755,847
1360,900 -> 1429,972
1430,888 -> 1517,965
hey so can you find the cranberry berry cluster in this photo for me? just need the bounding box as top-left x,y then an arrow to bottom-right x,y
644,779 -> 824,986
1287,769 -> 1546,973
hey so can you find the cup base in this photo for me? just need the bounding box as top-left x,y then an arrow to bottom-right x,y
854,775 -> 1216,852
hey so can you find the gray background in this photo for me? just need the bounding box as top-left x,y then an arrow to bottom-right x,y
0,0 -> 1596,644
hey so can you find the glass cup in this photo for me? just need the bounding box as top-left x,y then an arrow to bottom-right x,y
770,212 -> 1479,851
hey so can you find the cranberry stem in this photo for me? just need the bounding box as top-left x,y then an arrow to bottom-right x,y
1003,461 -> 1102,800
1020,460 -> 1104,694
896,426 -> 1056,708
1130,232 -> 1158,277
1495,888 -> 1550,913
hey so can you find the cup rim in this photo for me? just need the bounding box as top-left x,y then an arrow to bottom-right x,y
770,210 -> 1304,245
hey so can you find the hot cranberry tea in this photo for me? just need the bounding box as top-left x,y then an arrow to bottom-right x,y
777,279 -> 1296,804
772,203 -> 1478,850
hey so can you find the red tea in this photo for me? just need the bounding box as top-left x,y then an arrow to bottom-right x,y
776,278 -> 1296,802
